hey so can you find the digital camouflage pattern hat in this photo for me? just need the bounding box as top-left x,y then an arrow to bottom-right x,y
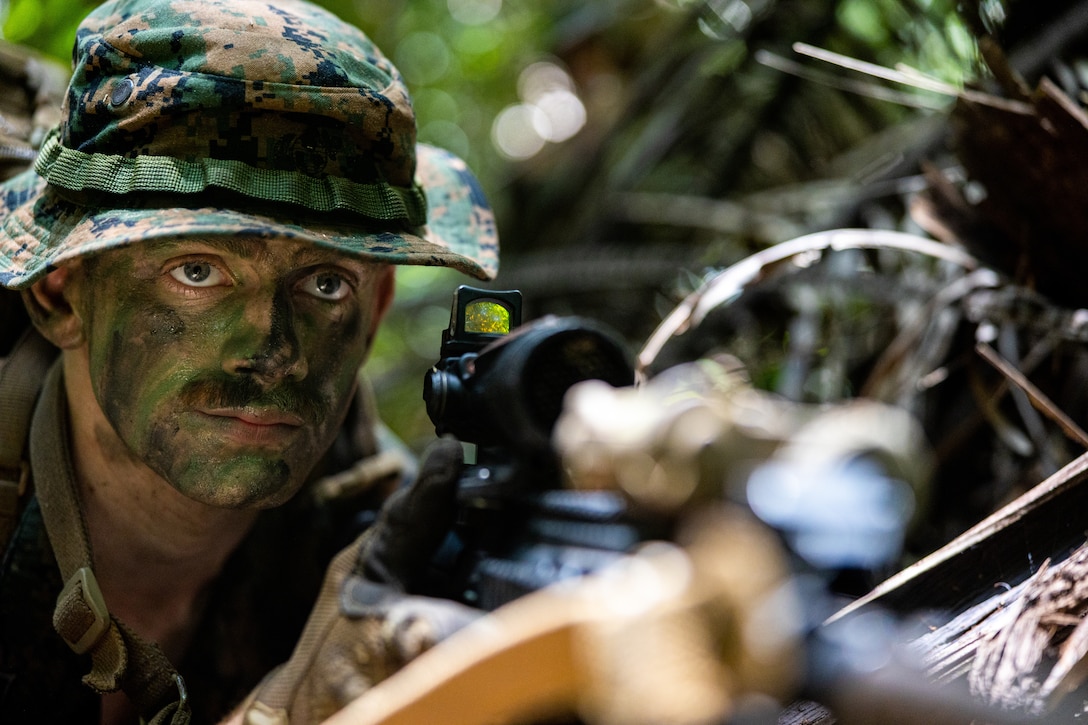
0,0 -> 499,289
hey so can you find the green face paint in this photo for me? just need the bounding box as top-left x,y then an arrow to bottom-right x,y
75,237 -> 386,508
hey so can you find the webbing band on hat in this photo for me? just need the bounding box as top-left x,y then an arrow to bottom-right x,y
34,128 -> 429,225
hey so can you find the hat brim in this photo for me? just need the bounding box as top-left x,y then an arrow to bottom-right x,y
0,143 -> 498,289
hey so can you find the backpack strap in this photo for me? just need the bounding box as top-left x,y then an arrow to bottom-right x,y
0,327 -> 56,552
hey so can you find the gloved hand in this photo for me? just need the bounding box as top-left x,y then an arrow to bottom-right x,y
239,438 -> 482,725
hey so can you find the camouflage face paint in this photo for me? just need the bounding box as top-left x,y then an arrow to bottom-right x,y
74,236 -> 387,508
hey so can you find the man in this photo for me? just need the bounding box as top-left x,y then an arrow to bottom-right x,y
0,0 -> 497,722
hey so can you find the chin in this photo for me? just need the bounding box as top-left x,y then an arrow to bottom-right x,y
166,458 -> 307,509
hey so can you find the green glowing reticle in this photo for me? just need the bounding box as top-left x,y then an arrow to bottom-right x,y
464,299 -> 511,334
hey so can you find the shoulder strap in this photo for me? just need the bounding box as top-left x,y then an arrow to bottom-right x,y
30,361 -> 191,724
0,327 -> 56,552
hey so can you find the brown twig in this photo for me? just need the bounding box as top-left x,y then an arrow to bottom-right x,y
975,341 -> 1088,450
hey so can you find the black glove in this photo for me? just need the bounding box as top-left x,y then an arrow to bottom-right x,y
355,436 -> 463,590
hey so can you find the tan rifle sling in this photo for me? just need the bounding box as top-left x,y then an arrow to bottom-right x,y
25,360 -> 193,724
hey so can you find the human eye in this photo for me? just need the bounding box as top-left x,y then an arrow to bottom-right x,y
299,270 -> 351,301
168,260 -> 227,288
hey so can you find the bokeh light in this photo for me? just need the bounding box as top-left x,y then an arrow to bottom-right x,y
491,103 -> 548,160
447,0 -> 503,26
491,60 -> 586,160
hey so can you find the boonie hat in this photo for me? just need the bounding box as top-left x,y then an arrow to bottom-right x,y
0,0 -> 499,289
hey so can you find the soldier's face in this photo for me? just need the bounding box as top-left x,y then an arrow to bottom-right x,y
71,236 -> 394,508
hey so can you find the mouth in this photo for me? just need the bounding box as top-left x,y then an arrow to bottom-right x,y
197,407 -> 305,446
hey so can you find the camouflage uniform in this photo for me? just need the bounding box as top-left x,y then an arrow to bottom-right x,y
0,0 -> 498,722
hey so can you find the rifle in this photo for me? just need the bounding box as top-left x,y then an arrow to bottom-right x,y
420,285 -> 665,610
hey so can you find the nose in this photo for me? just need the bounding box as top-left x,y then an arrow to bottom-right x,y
221,288 -> 308,385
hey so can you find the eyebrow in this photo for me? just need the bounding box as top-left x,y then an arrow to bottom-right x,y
143,236 -> 374,272
144,236 -> 269,260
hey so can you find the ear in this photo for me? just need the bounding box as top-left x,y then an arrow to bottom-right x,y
367,265 -> 396,341
21,266 -> 86,349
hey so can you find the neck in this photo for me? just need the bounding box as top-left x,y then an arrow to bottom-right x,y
61,350 -> 259,660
